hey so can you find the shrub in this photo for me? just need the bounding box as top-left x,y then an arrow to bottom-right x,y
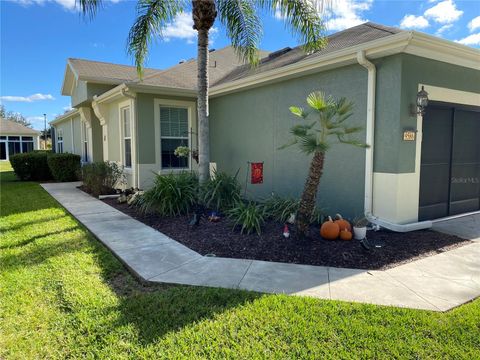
135,172 -> 198,216
201,170 -> 241,212
81,161 -> 125,197
263,195 -> 325,225
227,200 -> 265,235
47,153 -> 81,182
10,152 -> 52,181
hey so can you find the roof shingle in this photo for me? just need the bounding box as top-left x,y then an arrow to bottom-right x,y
0,118 -> 40,135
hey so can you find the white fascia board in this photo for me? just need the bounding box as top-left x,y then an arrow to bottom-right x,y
128,84 -> 197,97
49,109 -> 80,125
93,83 -> 129,104
209,32 -> 412,97
405,32 -> 480,70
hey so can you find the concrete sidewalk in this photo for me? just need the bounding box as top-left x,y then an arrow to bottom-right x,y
41,182 -> 480,312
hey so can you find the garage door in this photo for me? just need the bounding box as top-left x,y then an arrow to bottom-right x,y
419,102 -> 480,221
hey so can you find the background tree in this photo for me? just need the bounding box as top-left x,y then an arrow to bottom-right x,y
79,0 -> 327,183
0,105 -> 32,128
281,91 -> 368,238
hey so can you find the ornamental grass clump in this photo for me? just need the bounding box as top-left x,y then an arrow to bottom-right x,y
135,172 -> 198,216
201,170 -> 241,212
262,195 -> 324,225
227,200 -> 265,235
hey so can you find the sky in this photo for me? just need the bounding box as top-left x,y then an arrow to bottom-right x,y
0,0 -> 479,130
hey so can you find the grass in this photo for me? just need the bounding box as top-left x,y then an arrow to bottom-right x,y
0,167 -> 479,359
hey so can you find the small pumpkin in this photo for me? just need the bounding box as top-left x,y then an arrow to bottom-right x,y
334,213 -> 352,232
320,216 -> 340,240
339,229 -> 353,241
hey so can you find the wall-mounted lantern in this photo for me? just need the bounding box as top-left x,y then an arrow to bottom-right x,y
410,86 -> 429,116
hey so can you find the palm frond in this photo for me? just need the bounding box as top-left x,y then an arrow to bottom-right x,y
127,0 -> 185,77
277,138 -> 298,150
260,0 -> 327,53
289,106 -> 307,118
306,91 -> 327,111
77,0 -> 102,20
217,0 -> 262,65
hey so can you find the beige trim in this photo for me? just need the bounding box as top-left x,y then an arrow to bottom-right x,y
50,109 -> 79,125
118,99 -> 136,187
423,85 -> 480,107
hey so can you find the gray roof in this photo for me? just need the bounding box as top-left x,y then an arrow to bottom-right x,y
213,22 -> 403,86
68,58 -> 163,83
66,22 -> 402,93
131,46 -> 270,90
0,118 -> 40,135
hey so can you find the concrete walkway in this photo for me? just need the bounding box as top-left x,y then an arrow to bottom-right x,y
41,182 -> 480,312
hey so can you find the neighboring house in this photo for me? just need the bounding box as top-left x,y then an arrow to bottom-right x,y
51,22 -> 480,229
0,118 -> 40,161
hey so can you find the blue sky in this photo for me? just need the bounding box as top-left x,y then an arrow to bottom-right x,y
1,0 -> 479,130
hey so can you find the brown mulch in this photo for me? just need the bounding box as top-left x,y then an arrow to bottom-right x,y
101,198 -> 471,270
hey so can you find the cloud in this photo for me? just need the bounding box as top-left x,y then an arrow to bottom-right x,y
0,93 -> 55,102
424,0 -> 463,24
468,16 -> 480,32
455,33 -> 480,46
323,0 -> 373,31
436,23 -> 453,35
163,12 -> 218,44
273,0 -> 372,32
400,15 -> 429,29
63,106 -> 73,112
15,0 -> 120,12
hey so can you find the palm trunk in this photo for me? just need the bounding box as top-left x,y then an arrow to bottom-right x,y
197,28 -> 210,183
296,151 -> 325,238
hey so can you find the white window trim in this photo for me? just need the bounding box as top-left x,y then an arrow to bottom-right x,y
119,99 -> 134,173
81,121 -> 89,163
57,130 -> 64,153
154,98 -> 196,174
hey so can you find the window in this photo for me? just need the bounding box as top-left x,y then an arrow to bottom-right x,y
82,122 -> 88,162
121,107 -> 132,168
7,136 -> 21,156
160,106 -> 189,169
21,136 -> 34,153
57,130 -> 64,153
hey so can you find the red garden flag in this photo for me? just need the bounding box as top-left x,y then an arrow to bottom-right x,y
251,162 -> 263,184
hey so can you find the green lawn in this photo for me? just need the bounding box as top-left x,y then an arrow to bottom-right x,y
1,168 -> 479,359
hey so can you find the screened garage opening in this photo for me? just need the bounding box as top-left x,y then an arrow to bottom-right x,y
419,102 -> 480,221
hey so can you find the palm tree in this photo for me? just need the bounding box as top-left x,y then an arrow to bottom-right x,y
79,0 -> 327,183
281,91 -> 368,238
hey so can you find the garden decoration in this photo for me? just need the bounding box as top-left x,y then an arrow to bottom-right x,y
208,211 -> 221,222
283,224 -> 290,238
334,214 -> 351,231
280,91 -> 368,238
353,215 -> 369,240
339,228 -> 353,241
320,216 -> 340,240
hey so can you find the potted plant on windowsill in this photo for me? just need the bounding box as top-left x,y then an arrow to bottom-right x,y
352,215 -> 369,240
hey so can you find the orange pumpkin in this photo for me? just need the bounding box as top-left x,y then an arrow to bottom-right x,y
339,229 -> 353,241
320,216 -> 340,240
334,214 -> 352,232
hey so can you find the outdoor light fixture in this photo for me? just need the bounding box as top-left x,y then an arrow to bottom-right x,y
410,86 -> 429,116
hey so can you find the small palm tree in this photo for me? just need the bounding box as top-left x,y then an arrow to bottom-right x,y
78,0 -> 327,183
281,91 -> 368,238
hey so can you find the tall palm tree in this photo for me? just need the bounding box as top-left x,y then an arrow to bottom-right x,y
79,0 -> 327,183
281,91 -> 368,238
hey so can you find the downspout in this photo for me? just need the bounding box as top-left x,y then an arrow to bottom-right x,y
356,51 -> 431,232
356,51 -> 375,219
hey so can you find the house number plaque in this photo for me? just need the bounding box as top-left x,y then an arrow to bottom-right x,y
403,130 -> 416,141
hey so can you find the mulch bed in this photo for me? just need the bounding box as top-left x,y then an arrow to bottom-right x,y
101,198 -> 471,270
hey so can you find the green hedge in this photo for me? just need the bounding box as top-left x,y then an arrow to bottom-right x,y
47,153 -> 81,182
10,152 -> 53,181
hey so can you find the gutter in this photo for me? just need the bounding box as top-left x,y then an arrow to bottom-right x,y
356,50 -> 432,232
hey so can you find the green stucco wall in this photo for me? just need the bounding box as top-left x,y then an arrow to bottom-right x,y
91,113 -> 104,162
210,64 -> 369,217
71,81 -> 116,107
374,53 -> 480,174
136,93 -> 197,165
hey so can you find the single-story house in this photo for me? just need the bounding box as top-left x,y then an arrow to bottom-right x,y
51,22 -> 480,230
0,118 -> 40,161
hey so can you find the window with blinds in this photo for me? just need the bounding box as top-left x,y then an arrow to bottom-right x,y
160,106 -> 189,169
122,106 -> 132,168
